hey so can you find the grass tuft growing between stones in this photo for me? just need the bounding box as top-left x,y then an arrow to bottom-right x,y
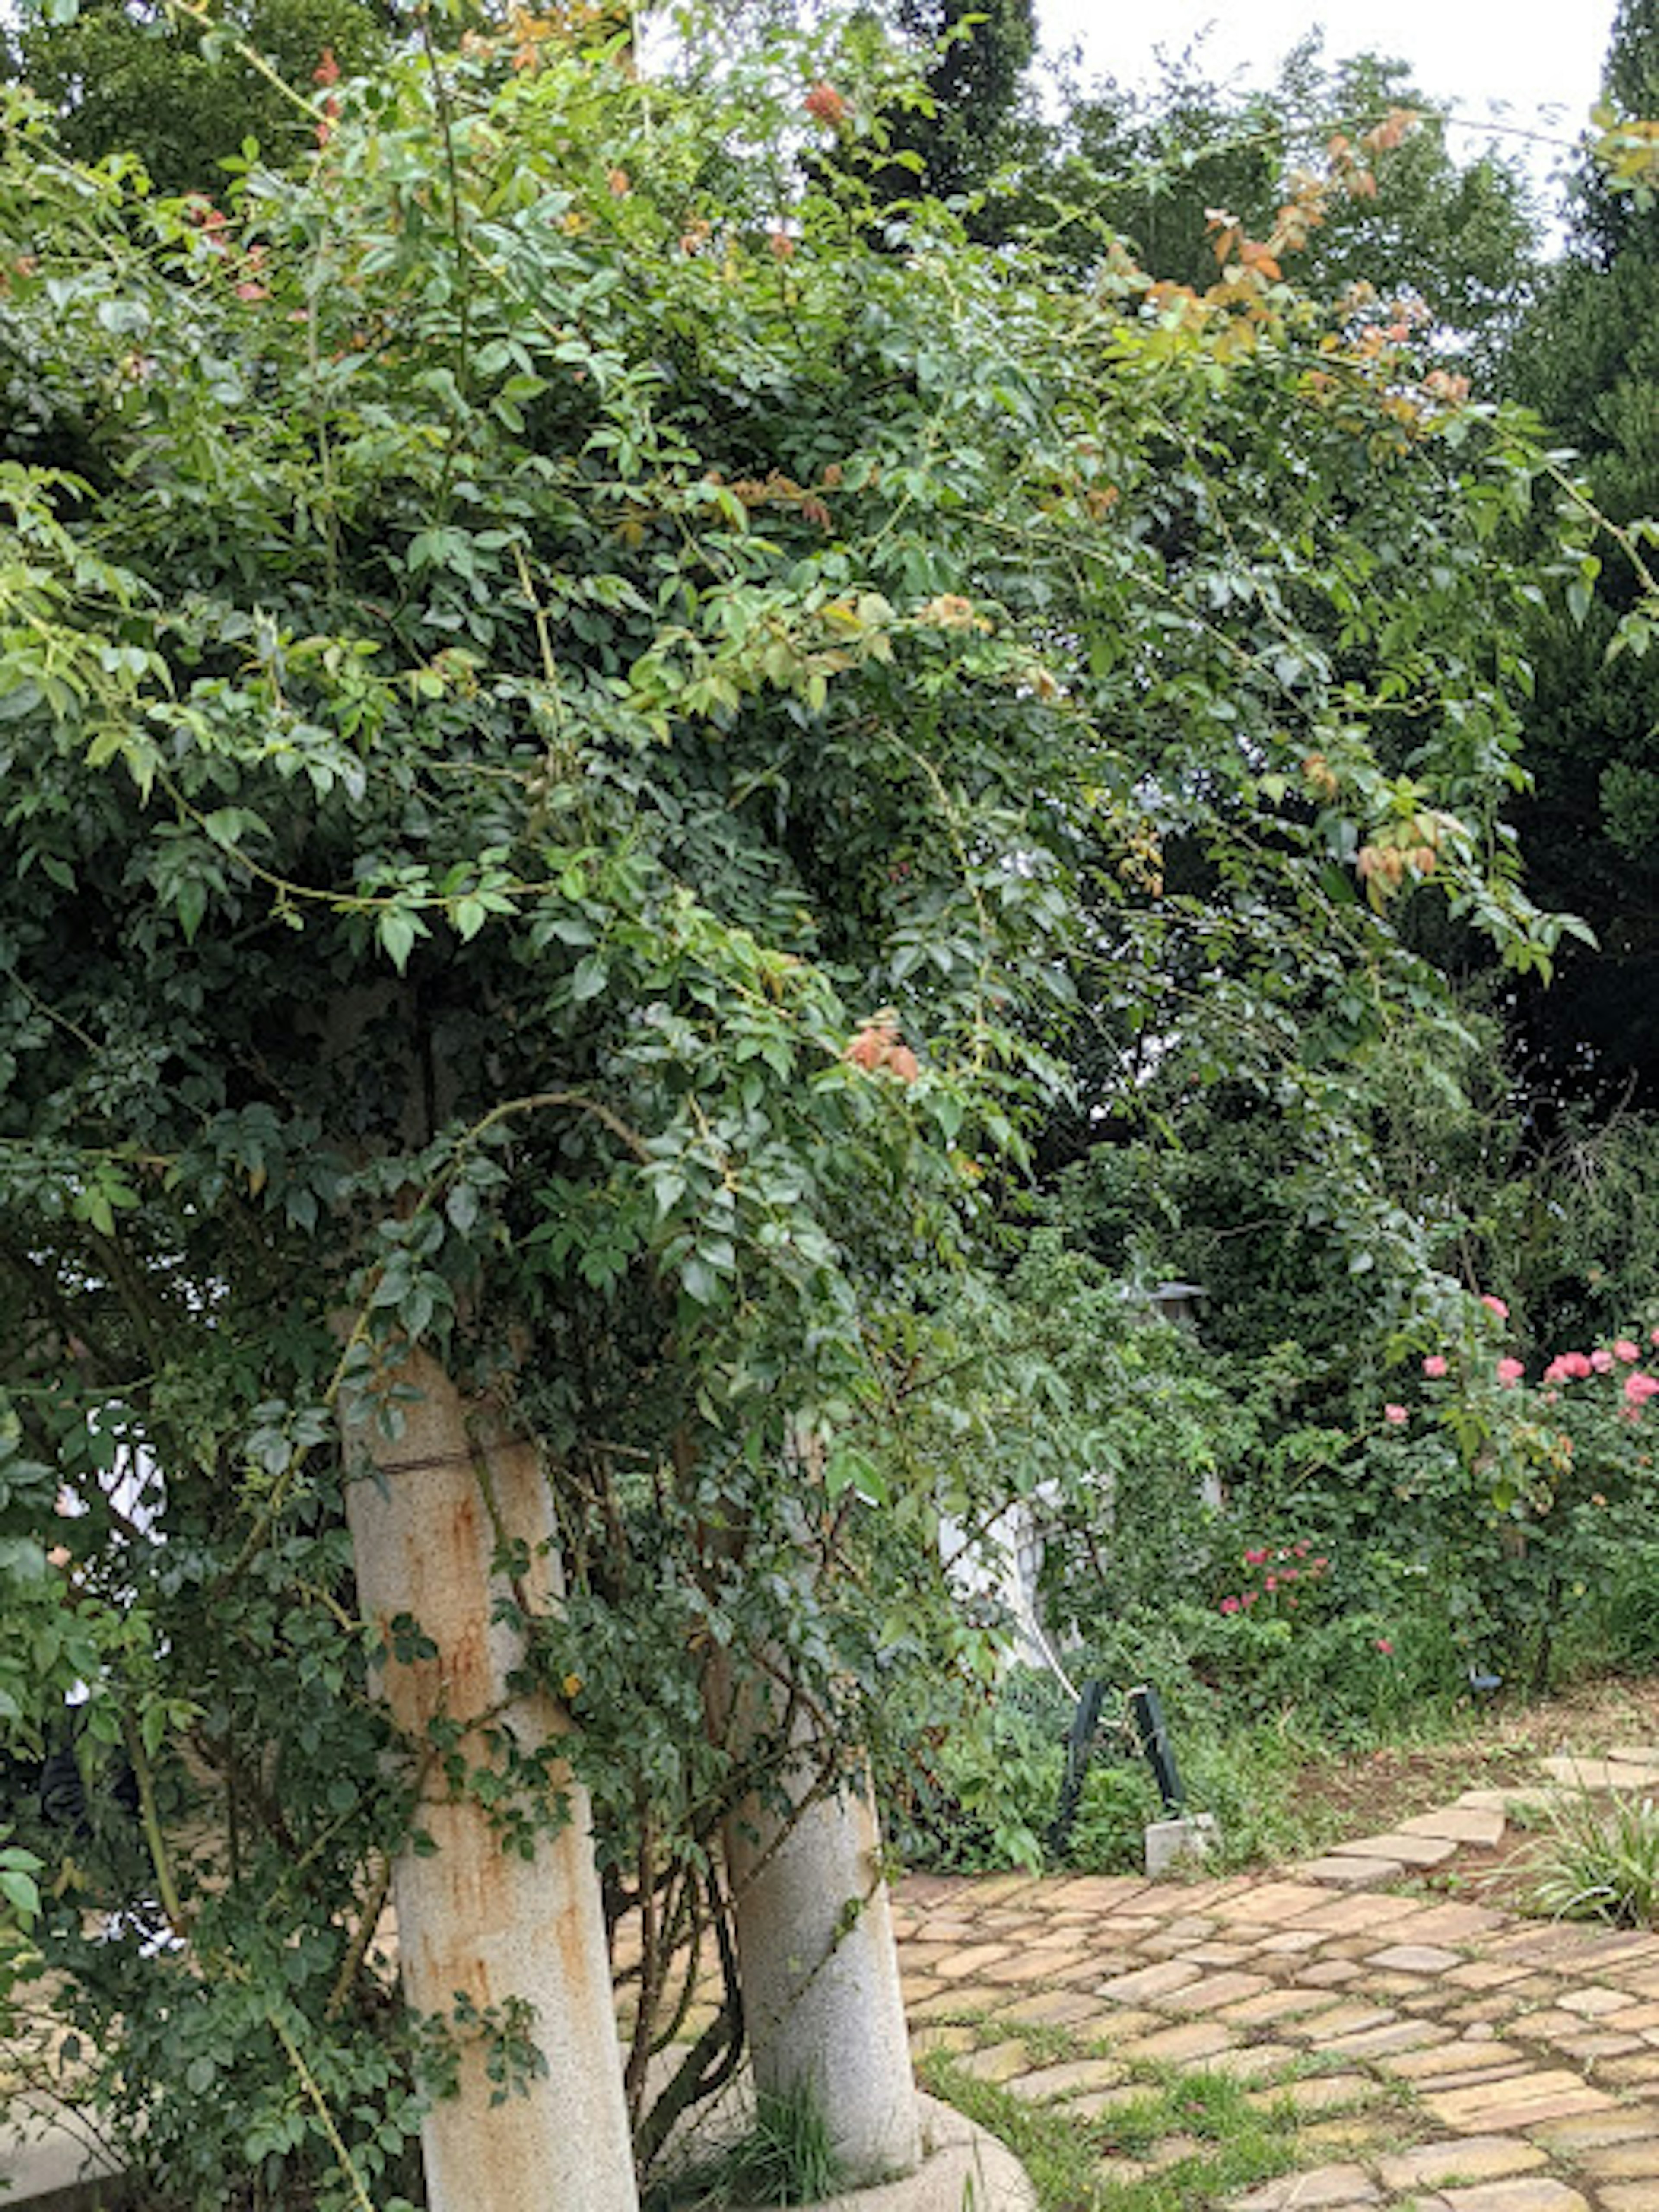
920,2050 -> 1309,2211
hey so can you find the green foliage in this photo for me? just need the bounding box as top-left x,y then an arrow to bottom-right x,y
647,2085 -> 842,2210
992,37 -> 1538,369
919,2050 -> 1308,2212
3,0 -> 392,197
0,4 -> 1608,2192
1498,0 -> 1659,1098
877,0 -> 1036,207
1525,1786 -> 1659,1926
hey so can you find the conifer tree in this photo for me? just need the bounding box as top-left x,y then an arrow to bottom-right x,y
1503,0 -> 1659,1093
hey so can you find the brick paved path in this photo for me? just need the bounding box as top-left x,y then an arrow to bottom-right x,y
892,1756 -> 1659,2212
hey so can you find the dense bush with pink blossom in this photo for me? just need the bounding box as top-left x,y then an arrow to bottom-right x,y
1360,1303 -> 1659,1688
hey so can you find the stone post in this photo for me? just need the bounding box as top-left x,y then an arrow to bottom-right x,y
345,1350 -> 638,2212
725,1738 -> 920,2188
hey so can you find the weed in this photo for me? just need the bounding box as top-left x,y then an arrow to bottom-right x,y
645,2085 -> 842,2209
1524,1788 -> 1659,1926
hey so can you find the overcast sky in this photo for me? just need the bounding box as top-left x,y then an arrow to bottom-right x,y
1036,0 -> 1617,202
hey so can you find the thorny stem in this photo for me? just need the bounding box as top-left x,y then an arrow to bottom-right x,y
119,1709 -> 189,1939
267,2006 -> 378,2212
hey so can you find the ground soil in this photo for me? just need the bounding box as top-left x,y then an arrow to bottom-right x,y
1289,1672 -> 1659,1918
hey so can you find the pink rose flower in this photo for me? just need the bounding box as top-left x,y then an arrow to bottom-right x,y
1481,1294 -> 1509,1320
1220,1595 -> 1242,1615
1592,1349 -> 1615,1374
1615,1339 -> 1641,1363
1564,1351 -> 1593,1379
1626,1372 -> 1659,1408
1384,1402 -> 1408,1425
1375,1638 -> 1394,1655
1423,1354 -> 1448,1379
1496,1357 -> 1525,1386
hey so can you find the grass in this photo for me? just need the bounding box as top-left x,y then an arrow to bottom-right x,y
643,2085 -> 842,2210
923,2053 -> 1317,2212
914,2014 -> 1421,2212
1521,1786 -> 1659,1926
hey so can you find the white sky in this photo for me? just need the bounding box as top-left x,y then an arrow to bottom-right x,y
1037,0 -> 1617,203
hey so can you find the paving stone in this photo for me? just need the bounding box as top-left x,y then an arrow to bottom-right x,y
1254,1928 -> 1332,1956
1220,1988 -> 1349,2028
1212,1881 -> 1341,1926
1382,2041 -> 1531,2085
1442,1999 -> 1518,2028
1507,2009 -> 1600,2041
1602,2053 -> 1659,2087
1377,2139 -> 1548,2190
1301,1893 -> 1428,1938
979,1948 -> 1068,1986
1070,2084 -> 1145,2118
1421,2068 -> 1617,2133
933,1980 -> 1013,2017
1368,1943 -> 1466,1974
1401,1904 -> 1512,1945
1004,2056 -> 1126,2102
1051,1950 -> 1130,1987
934,1942 -> 1018,1980
1528,2104 -> 1659,2154
1163,1878 -> 1262,1913
1609,2002 -> 1659,2032
1097,1958 -> 1205,2004
1555,2030 -> 1649,2061
1322,2017 -> 1456,2059
1601,2186 -> 1659,2212
1299,1960 -> 1362,1987
1246,2072 -> 1389,2115
1205,2041 -> 1304,2082
1539,1755 -> 1659,1791
909,1986 -> 987,2022
1161,1971 -> 1273,2014
1282,2003 -> 1398,2043
910,2022 -> 979,2056
1083,2006 -> 1170,2045
1297,1853 -> 1406,1888
1402,1806 -> 1509,1848
1044,1875 -> 1154,1913
1557,1983 -> 1632,2017
966,1874 -> 1047,1907
1582,2140 -> 1659,2180
1448,1963 -> 1534,1992
1117,2020 -> 1237,2065
1335,1830 -> 1461,1869
997,1988 -> 1107,2028
1438,2180 -> 1589,2212
1182,1941 -> 1258,1967
954,2040 -> 1034,2082
1229,2161 -> 1381,2208
1300,2117 -> 1397,2156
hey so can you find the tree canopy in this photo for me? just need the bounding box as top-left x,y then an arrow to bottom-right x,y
0,8 -> 1611,2199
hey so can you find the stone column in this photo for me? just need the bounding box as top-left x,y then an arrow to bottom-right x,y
345,1350 -> 638,2212
725,1737 -> 920,2188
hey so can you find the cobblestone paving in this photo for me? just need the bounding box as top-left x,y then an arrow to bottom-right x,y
894,1755 -> 1659,2211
